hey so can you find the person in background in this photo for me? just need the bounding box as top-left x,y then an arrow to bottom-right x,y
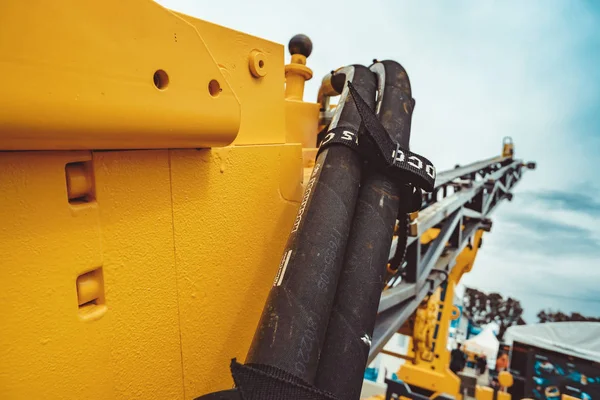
477,354 -> 488,375
450,343 -> 467,374
476,355 -> 491,387
491,352 -> 509,389
496,352 -> 509,372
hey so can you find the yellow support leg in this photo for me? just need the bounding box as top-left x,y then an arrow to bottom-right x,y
397,229 -> 485,399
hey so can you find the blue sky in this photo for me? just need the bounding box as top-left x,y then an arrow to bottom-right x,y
157,0 -> 600,322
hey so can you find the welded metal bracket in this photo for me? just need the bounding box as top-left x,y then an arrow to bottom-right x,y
0,0 -> 241,150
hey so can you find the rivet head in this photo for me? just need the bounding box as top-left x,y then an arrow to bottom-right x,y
249,50 -> 267,78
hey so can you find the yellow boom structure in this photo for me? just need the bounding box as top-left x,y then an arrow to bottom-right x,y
391,230 -> 488,399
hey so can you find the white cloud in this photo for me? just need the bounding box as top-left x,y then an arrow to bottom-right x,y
461,193 -> 600,322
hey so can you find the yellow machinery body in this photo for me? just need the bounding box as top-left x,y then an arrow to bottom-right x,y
0,2 -> 537,400
0,1 -> 318,399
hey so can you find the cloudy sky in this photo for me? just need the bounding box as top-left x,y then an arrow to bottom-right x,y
157,0 -> 599,322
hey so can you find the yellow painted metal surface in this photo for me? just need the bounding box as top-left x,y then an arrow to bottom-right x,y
283,49 -> 320,147
0,152 -> 305,399
412,289 -> 441,363
0,1 -> 241,150
561,395 -> 580,400
476,386 -> 495,400
0,146 -> 304,399
0,2 -> 313,399
0,151 -> 185,399
498,371 -> 514,388
498,392 -> 512,400
286,100 -> 320,146
170,145 -> 302,396
285,54 -> 313,101
180,12 -> 288,146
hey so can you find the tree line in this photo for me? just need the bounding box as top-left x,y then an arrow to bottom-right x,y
462,287 -> 600,340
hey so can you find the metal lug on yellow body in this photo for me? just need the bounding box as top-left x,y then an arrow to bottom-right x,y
65,161 -> 95,203
66,164 -> 91,199
284,34 -> 313,101
248,50 -> 267,78
76,267 -> 107,321
284,33 -> 320,150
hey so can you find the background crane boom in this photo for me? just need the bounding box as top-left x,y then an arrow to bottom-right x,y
370,152 -> 535,363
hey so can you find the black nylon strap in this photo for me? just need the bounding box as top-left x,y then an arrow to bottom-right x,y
230,359 -> 339,400
318,126 -> 360,151
348,81 -> 436,193
317,82 -> 436,193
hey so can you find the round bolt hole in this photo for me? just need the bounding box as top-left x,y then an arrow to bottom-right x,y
208,79 -> 221,97
258,60 -> 265,68
153,70 -> 169,90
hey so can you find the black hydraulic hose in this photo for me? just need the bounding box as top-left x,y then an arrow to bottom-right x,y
245,65 -> 377,384
314,60 -> 415,400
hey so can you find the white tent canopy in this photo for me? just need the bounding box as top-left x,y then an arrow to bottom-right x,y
463,325 -> 500,366
504,322 -> 600,363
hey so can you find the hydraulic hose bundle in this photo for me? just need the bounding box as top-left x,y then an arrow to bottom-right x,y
246,64 -> 377,382
315,61 -> 419,400
198,61 -> 435,400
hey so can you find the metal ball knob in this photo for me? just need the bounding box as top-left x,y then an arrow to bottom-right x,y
288,34 -> 313,57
